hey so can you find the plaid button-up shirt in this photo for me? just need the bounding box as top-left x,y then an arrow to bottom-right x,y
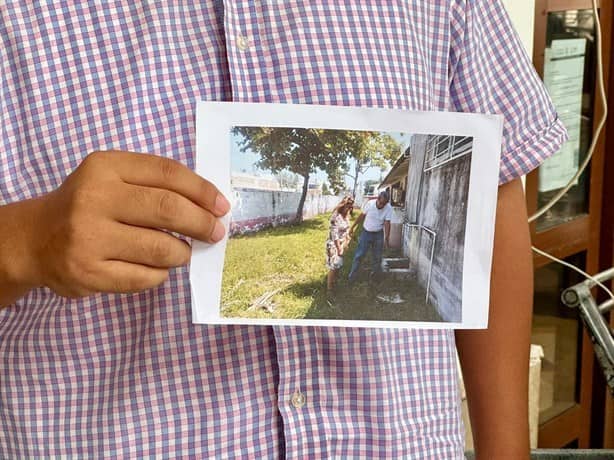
0,1 -> 567,458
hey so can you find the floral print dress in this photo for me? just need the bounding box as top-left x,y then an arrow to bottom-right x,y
326,211 -> 350,270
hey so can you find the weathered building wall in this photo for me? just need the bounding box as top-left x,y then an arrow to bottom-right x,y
230,188 -> 339,235
419,153 -> 471,322
388,207 -> 406,249
404,135 -> 471,322
405,136 -> 427,225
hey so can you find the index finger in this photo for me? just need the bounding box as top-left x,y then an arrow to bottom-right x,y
97,151 -> 230,217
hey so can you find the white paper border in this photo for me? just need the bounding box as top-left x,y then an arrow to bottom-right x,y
191,102 -> 503,329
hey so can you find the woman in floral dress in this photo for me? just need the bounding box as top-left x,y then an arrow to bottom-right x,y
326,197 -> 354,294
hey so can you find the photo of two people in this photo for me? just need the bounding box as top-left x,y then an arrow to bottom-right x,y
220,126 -> 474,324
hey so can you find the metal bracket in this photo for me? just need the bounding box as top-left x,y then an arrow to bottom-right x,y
405,224 -> 436,303
561,268 -> 614,395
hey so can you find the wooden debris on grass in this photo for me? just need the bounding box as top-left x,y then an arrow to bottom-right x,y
248,287 -> 284,313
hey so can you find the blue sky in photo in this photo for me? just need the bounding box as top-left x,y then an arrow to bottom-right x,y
230,129 -> 411,188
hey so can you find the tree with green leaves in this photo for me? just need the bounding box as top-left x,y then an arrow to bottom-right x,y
321,182 -> 331,196
342,131 -> 401,198
231,127 -> 401,221
326,168 -> 347,195
232,127 -> 351,222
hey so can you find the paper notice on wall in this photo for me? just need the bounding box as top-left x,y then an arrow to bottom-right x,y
539,38 -> 586,192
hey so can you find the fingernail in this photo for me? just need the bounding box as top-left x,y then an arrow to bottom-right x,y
214,193 -> 231,215
210,220 -> 226,242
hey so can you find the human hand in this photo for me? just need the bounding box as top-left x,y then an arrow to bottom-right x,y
23,151 -> 229,298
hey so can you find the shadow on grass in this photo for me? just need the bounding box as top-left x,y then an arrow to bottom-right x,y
223,214 -> 447,323
297,240 -> 445,323
301,273 -> 445,323
285,278 -> 325,298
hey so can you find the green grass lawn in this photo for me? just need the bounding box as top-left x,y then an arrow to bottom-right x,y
222,214 -> 332,319
221,213 -> 443,322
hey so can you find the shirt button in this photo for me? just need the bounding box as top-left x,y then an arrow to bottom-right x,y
291,390 -> 306,408
236,34 -> 250,51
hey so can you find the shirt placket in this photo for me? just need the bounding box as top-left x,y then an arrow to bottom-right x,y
273,326 -> 327,459
223,0 -> 273,103
223,2 -> 324,457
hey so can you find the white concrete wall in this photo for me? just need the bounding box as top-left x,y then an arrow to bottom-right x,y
229,188 -> 339,235
501,0 -> 536,57
502,0 -> 537,188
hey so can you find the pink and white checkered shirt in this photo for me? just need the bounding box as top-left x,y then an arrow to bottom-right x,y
0,1 -> 567,458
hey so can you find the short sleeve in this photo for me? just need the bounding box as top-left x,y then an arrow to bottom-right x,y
361,200 -> 371,213
449,0 -> 569,184
385,205 -> 393,221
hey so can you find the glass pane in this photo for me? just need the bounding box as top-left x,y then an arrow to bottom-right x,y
531,252 -> 586,423
435,136 -> 450,156
453,136 -> 472,155
536,10 -> 596,231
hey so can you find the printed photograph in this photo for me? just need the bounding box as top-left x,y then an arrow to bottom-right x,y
220,126 -> 473,323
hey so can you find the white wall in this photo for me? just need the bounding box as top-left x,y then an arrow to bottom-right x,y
502,0 -> 536,56
502,0 -> 536,189
229,188 -> 339,235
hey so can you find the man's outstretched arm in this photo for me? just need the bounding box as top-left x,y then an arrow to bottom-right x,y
456,178 -> 533,460
350,212 -> 366,236
383,220 -> 391,247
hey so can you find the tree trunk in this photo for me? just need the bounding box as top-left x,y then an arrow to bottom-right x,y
351,161 -> 361,198
296,173 -> 309,222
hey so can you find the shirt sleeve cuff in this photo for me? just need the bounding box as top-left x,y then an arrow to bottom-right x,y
498,116 -> 569,185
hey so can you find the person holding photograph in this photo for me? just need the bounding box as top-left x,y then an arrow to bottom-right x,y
326,196 -> 354,295
347,191 -> 393,283
0,1 -> 568,458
